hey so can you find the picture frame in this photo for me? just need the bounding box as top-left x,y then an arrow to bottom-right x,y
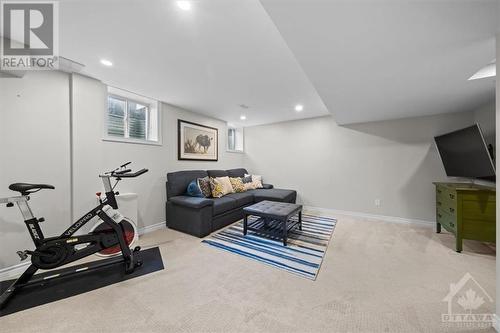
178,119 -> 218,161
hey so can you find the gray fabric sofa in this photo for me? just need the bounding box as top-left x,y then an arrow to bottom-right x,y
165,168 -> 297,237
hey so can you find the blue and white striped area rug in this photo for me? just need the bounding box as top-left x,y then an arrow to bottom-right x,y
202,213 -> 337,280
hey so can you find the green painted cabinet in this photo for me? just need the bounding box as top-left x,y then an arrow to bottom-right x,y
434,182 -> 496,252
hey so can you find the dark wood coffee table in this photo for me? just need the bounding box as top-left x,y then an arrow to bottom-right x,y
242,200 -> 302,246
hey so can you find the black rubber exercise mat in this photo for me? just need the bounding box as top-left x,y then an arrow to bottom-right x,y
0,247 -> 164,317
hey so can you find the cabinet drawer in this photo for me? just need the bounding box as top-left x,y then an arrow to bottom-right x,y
436,186 -> 457,205
436,199 -> 457,218
436,186 -> 447,199
437,208 -> 456,233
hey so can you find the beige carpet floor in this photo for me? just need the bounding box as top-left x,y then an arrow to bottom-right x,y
0,210 -> 495,333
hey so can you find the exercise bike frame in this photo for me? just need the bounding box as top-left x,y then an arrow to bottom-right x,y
0,169 -> 145,310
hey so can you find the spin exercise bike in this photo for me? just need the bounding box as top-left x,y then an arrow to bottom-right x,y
0,162 -> 148,309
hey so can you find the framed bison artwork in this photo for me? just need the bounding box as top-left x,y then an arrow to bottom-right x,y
178,119 -> 218,161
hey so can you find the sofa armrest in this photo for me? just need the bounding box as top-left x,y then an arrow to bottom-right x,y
169,196 -> 214,209
262,183 -> 274,189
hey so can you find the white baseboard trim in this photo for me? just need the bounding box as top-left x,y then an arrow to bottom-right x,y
303,205 -> 434,226
138,221 -> 166,235
0,221 -> 167,281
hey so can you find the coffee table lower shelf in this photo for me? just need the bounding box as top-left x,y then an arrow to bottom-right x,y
243,215 -> 302,246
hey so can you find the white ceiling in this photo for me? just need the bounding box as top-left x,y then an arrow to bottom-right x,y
58,0 -> 498,127
58,0 -> 329,127
260,0 -> 498,124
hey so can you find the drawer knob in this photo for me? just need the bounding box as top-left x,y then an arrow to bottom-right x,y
449,208 -> 455,213
449,194 -> 455,199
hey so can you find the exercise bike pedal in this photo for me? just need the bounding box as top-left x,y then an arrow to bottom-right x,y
16,250 -> 29,261
133,246 -> 141,252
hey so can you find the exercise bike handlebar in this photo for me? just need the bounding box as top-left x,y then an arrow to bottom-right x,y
113,169 -> 132,175
103,162 -> 148,179
114,168 -> 148,178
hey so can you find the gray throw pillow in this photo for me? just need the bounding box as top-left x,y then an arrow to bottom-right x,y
242,175 -> 252,184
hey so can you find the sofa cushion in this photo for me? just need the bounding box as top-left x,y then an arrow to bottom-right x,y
227,168 -> 248,178
170,196 -> 214,209
210,176 -> 234,198
197,176 -> 212,197
245,174 -> 263,188
229,177 -> 246,193
250,188 -> 297,203
225,192 -> 254,206
186,179 -> 203,197
209,196 -> 238,215
242,175 -> 252,183
167,170 -> 208,199
207,170 -> 228,178
244,181 -> 257,191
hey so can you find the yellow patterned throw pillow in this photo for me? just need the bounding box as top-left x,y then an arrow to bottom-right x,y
229,177 -> 246,193
210,178 -> 224,198
210,176 -> 235,198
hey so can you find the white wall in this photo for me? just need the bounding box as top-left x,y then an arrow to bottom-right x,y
0,71 -> 71,269
71,74 -> 244,231
244,112 -> 480,222
0,72 -> 244,270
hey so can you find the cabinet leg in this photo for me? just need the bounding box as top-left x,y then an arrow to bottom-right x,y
456,237 -> 462,253
436,222 -> 441,234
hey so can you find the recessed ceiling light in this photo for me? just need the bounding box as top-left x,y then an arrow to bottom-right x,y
177,1 -> 192,10
100,59 -> 113,67
294,104 -> 304,112
468,60 -> 496,80
240,115 -> 247,120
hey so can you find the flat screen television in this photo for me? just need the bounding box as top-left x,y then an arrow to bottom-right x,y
434,124 -> 495,180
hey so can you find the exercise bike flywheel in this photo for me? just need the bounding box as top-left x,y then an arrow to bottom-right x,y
89,217 -> 138,257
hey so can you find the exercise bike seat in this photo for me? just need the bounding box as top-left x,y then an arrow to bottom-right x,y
9,183 -> 55,195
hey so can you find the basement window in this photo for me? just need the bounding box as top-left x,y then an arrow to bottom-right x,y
105,87 -> 161,145
227,127 -> 244,152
